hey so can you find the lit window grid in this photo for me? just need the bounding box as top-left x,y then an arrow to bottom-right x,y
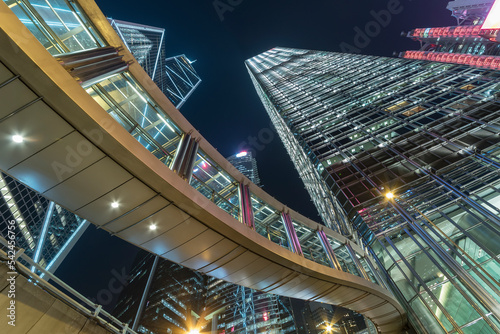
0,174 -> 36,251
248,68 -> 352,234
248,48 -> 500,221
5,0 -> 104,54
86,73 -> 183,165
375,229 -> 500,333
248,48 -> 500,332
0,174 -> 85,272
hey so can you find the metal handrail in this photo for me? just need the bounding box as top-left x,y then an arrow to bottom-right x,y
0,235 -> 137,334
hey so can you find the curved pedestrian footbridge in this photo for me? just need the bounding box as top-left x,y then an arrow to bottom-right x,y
0,0 -> 406,332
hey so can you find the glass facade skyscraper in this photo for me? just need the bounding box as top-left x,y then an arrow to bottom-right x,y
0,173 -> 89,276
109,19 -> 201,109
246,44 -> 500,333
113,252 -> 207,334
227,151 -> 261,186
164,55 -> 202,109
109,19 -> 166,90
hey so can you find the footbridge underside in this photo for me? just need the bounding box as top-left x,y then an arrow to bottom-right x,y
0,1 -> 406,332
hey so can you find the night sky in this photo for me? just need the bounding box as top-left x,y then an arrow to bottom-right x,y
56,0 -> 455,310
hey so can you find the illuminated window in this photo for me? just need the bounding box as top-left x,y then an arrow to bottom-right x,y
385,100 -> 410,112
402,105 -> 426,117
460,84 -> 476,91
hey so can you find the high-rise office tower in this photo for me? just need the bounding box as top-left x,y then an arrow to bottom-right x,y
109,19 -> 201,109
113,252 -> 207,334
164,55 -> 202,109
109,19 -> 166,91
227,151 -> 261,186
246,38 -> 500,334
205,276 -> 294,334
301,303 -> 339,334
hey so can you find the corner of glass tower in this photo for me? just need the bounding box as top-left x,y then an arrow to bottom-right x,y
246,4 -> 500,332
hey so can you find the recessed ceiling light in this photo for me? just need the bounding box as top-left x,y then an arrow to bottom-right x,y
12,135 -> 24,143
149,224 -> 157,231
111,202 -> 119,208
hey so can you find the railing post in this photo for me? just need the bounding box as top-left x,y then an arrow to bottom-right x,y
345,242 -> 370,281
171,133 -> 199,182
56,46 -> 129,87
316,228 -> 342,271
281,212 -> 303,256
238,183 -> 255,229
363,253 -> 389,289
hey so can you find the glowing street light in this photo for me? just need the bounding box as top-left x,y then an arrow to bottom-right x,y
325,325 -> 333,332
187,330 -> 200,334
385,192 -> 394,200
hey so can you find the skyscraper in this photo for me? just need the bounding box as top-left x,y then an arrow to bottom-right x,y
164,55 -> 202,109
227,151 -> 261,186
247,39 -> 500,334
109,19 -> 201,109
113,252 -> 207,334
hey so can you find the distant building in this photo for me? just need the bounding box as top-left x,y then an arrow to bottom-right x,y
300,302 -> 368,334
227,151 -> 261,186
113,252 -> 207,334
109,19 -> 201,109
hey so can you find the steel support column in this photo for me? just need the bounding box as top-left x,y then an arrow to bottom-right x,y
133,255 -> 159,331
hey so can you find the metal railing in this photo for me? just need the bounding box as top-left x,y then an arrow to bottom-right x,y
0,235 -> 137,334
